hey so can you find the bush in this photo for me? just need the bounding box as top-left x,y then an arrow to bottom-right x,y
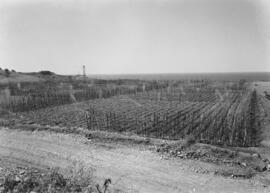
39,70 -> 55,76
1,166 -> 98,193
4,69 -> 10,77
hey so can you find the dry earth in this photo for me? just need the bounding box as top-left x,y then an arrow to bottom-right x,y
0,128 -> 269,193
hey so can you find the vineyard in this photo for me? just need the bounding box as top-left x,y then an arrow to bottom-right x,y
0,79 -> 168,112
85,85 -> 260,147
11,80 -> 261,147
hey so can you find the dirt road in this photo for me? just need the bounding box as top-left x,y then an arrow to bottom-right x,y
0,128 -> 268,193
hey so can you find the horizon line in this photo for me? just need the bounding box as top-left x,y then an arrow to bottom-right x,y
83,71 -> 270,76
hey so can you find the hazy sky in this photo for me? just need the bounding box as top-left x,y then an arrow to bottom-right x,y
0,0 -> 269,74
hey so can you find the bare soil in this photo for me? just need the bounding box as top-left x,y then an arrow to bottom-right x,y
0,128 -> 269,193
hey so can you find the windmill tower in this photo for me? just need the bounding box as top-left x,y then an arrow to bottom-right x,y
83,65 -> 86,82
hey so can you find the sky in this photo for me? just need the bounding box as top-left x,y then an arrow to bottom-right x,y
0,0 -> 269,75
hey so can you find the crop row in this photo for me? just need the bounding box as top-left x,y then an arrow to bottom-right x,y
85,89 -> 259,146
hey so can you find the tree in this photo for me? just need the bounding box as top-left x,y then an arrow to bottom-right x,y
39,71 -> 55,76
4,69 -> 10,77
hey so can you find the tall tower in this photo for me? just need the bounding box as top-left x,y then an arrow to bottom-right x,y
83,65 -> 86,82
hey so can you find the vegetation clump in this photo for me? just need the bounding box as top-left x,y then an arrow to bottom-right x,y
39,71 -> 55,76
0,165 -> 113,193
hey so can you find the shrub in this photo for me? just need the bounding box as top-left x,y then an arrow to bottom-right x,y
39,70 -> 55,76
4,69 -> 10,77
1,165 -> 103,193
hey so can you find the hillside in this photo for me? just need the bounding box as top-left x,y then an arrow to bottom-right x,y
0,68 -> 73,84
0,68 -> 41,84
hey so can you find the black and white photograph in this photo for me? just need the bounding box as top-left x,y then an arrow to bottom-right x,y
0,0 -> 270,192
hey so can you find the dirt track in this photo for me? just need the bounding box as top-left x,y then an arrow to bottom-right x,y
0,128 -> 268,193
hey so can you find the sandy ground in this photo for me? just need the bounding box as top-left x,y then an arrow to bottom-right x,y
0,128 -> 268,193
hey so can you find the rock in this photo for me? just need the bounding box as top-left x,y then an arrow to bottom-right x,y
241,162 -> 247,167
19,170 -> 25,175
267,164 -> 270,171
252,153 -> 261,158
14,176 -> 21,182
85,133 -> 92,139
263,158 -> 269,163
177,154 -> 185,158
255,164 -> 267,172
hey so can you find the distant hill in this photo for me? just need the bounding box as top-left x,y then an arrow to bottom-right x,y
0,68 -> 73,84
0,68 -> 41,84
